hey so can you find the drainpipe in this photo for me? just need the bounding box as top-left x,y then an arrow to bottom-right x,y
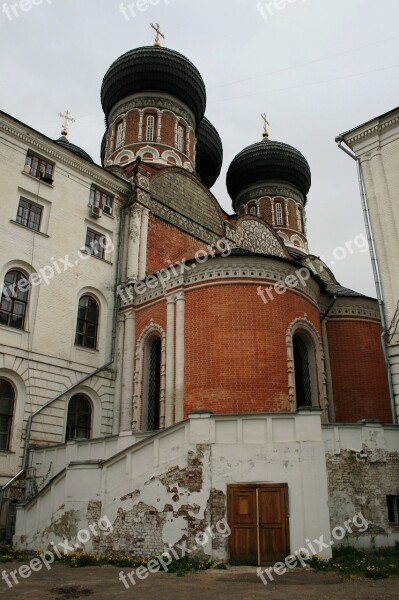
336,137 -> 397,425
321,295 -> 337,422
1,174 -> 138,492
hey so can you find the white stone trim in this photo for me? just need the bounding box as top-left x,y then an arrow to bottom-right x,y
175,291 -> 185,423
138,207 -> 150,281
132,323 -> 166,431
126,204 -> 143,282
165,296 -> 175,427
121,311 -> 135,431
161,149 -> 182,166
286,318 -> 328,418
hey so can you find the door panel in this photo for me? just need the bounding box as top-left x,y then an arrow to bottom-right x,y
228,484 -> 289,565
259,486 -> 290,563
228,487 -> 257,563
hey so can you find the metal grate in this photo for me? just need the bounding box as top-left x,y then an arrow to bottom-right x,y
293,335 -> 313,408
146,337 -> 161,431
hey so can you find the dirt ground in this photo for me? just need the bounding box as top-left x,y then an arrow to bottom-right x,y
0,563 -> 398,599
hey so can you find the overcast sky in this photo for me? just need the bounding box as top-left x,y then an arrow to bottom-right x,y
1,0 -> 399,296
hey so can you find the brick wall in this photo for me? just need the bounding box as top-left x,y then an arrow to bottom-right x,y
146,214 -> 211,274
183,282 -> 321,415
326,449 -> 399,540
326,319 -> 391,423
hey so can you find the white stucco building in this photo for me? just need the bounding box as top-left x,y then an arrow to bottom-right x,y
337,107 -> 399,422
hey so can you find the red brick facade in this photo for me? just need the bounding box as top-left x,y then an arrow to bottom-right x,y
326,319 -> 391,423
183,282 -> 321,416
146,214 -> 210,275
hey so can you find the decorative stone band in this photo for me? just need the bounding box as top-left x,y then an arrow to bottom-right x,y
137,188 -> 228,245
108,95 -> 196,132
326,297 -> 381,321
119,256 -> 321,309
236,182 -> 305,207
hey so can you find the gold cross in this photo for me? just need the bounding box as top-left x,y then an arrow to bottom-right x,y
261,113 -> 270,138
151,23 -> 165,47
58,110 -> 75,136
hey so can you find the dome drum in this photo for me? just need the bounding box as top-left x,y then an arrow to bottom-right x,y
226,139 -> 311,211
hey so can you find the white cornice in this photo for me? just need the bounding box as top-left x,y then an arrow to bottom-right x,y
0,114 -> 129,196
343,112 -> 399,147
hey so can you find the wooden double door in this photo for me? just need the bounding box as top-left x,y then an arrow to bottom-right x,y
228,484 -> 290,565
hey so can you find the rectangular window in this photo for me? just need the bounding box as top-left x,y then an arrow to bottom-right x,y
85,229 -> 108,260
177,125 -> 184,152
16,198 -> 42,231
115,121 -> 125,149
25,152 -> 54,183
276,202 -> 284,226
387,495 -> 399,525
146,115 -> 155,142
89,186 -> 113,215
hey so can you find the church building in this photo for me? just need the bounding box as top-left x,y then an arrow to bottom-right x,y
1,35 -> 399,564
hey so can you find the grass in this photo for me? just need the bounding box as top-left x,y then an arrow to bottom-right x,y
0,544 -> 214,576
309,545 -> 399,579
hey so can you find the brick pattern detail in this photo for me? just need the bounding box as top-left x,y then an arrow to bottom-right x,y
146,214 -> 211,275
327,319 -> 391,422
150,171 -> 225,236
184,284 -> 321,415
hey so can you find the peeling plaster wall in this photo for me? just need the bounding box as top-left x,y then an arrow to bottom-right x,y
15,413 -> 333,561
323,425 -> 399,548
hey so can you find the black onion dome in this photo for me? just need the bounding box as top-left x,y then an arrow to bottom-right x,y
54,136 -> 94,163
101,46 -> 206,126
195,117 -> 223,188
226,138 -> 311,209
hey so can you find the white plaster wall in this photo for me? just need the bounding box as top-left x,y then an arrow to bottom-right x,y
344,112 -> 399,420
0,113 -> 129,479
15,412 -> 332,561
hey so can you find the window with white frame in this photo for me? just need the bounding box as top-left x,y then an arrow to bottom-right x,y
177,125 -> 184,152
16,198 -> 42,231
146,115 -> 155,142
89,186 -> 113,215
115,121 -> 125,149
275,202 -> 284,225
66,394 -> 92,441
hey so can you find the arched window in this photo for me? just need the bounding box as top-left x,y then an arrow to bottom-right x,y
66,394 -> 92,441
143,336 -> 162,431
275,202 -> 284,226
177,125 -> 184,152
0,270 -> 29,330
115,120 -> 125,149
75,295 -> 99,349
293,332 -> 317,408
0,379 -> 15,450
248,203 -> 257,216
146,115 -> 155,142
